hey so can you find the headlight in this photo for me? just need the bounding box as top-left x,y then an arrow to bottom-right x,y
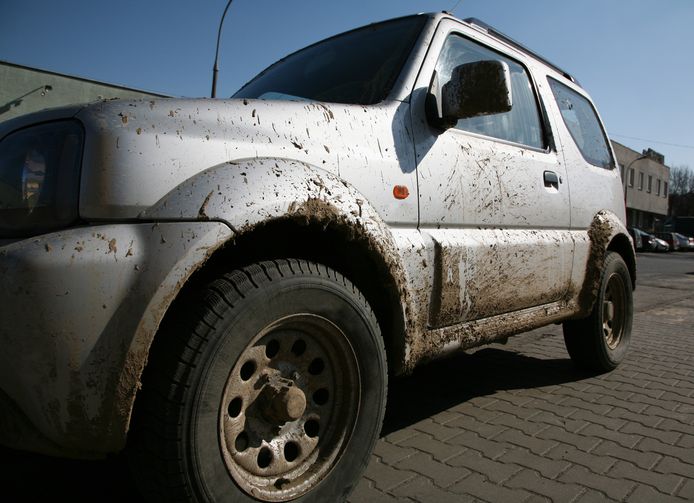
0,120 -> 83,237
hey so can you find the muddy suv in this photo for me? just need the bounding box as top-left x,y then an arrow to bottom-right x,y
0,13 -> 634,503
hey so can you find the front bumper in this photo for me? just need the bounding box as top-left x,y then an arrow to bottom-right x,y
0,221 -> 232,457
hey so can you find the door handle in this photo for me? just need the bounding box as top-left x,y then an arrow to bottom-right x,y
544,170 -> 559,189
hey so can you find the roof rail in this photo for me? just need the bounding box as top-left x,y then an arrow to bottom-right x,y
462,17 -> 580,86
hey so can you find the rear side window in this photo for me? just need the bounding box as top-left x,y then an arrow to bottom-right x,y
434,35 -> 545,149
548,78 -> 614,169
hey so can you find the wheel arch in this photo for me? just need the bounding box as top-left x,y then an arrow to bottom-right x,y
121,159 -> 414,447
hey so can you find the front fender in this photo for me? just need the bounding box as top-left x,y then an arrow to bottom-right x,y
142,156 -> 417,363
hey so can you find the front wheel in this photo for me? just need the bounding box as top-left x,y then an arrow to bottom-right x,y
563,251 -> 633,372
128,259 -> 387,502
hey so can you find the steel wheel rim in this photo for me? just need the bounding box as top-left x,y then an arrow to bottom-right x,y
219,314 -> 360,501
602,272 -> 626,349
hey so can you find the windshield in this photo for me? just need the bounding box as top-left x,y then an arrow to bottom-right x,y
233,16 -> 427,105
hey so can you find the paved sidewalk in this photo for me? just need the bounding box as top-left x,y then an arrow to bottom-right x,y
350,281 -> 694,502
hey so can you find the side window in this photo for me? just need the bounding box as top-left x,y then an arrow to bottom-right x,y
548,78 -> 614,169
435,35 -> 545,149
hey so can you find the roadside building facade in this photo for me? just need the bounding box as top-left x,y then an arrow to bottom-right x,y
1,60 -> 166,123
613,141 -> 669,232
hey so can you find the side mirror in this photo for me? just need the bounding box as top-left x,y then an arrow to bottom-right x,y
427,60 -> 513,129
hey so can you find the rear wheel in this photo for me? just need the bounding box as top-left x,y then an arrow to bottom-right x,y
128,259 -> 387,502
563,251 -> 633,372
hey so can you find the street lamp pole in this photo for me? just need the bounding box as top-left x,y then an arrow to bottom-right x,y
211,0 -> 234,98
623,154 -> 648,204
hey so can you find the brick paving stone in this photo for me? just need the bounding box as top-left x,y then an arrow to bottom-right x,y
579,424 -> 641,449
628,484 -> 690,503
620,421 -> 682,444
677,479 -> 694,500
348,479 -> 400,503
495,429 -> 558,455
676,434 -> 694,449
395,452 -> 470,488
412,419 -> 461,442
657,419 -> 694,436
398,432 -> 465,462
505,469 -> 584,502
447,430 -> 513,459
484,399 -> 543,421
573,489 -> 615,503
373,440 -> 418,465
522,495 -> 552,503
557,397 -> 613,416
363,459 -> 417,492
642,405 -> 693,425
638,437 -> 694,464
654,455 -> 694,478
615,383 -> 666,400
569,408 -> 629,431
499,446 -> 571,479
535,426 -> 599,452
431,410 -> 463,425
383,428 -> 420,445
444,416 -> 509,439
546,444 -> 617,474
489,414 -> 551,436
591,440 -> 660,469
391,475 -> 476,503
607,406 -> 663,428
559,464 -> 635,500
592,394 -> 649,414
608,460 -> 683,495
528,398 -> 580,418
449,404 -> 502,423
449,472 -> 533,502
447,449 -> 522,484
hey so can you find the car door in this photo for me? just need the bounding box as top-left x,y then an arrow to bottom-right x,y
410,20 -> 573,327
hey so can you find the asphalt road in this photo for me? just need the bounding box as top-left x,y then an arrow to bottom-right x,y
2,251 -> 693,502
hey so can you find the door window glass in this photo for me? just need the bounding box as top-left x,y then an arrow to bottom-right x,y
434,35 -> 545,149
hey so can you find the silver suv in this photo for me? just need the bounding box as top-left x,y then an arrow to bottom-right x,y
0,13 -> 634,502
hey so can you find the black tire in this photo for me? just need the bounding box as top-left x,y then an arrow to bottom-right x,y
128,259 -> 387,502
563,251 -> 633,372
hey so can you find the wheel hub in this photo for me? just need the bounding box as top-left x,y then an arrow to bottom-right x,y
258,376 -> 307,424
218,314 -> 359,502
602,273 -> 626,349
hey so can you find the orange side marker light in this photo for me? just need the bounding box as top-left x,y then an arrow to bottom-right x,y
393,185 -> 410,200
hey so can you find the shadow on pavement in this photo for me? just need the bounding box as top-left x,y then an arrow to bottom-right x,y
382,346 -> 592,436
0,346 -> 590,501
0,445 -> 142,502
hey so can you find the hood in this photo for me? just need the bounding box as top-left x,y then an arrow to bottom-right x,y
75,97 -> 411,219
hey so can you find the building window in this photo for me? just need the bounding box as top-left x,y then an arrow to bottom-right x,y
647,175 -> 652,193
664,182 -> 668,197
628,168 -> 634,187
656,179 -> 661,196
638,172 -> 644,190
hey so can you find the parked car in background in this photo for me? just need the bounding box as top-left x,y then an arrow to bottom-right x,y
628,227 -> 655,252
650,234 -> 670,252
674,233 -> 693,251
656,232 -> 680,251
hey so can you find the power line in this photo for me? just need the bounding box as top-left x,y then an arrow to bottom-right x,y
611,133 -> 694,150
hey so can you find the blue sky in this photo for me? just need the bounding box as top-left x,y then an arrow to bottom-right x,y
1,0 -> 692,169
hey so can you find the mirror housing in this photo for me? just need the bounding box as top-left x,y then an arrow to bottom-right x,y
427,60 -> 513,130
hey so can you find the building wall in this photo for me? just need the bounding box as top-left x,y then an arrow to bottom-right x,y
612,141 -> 670,231
1,60 -> 166,123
